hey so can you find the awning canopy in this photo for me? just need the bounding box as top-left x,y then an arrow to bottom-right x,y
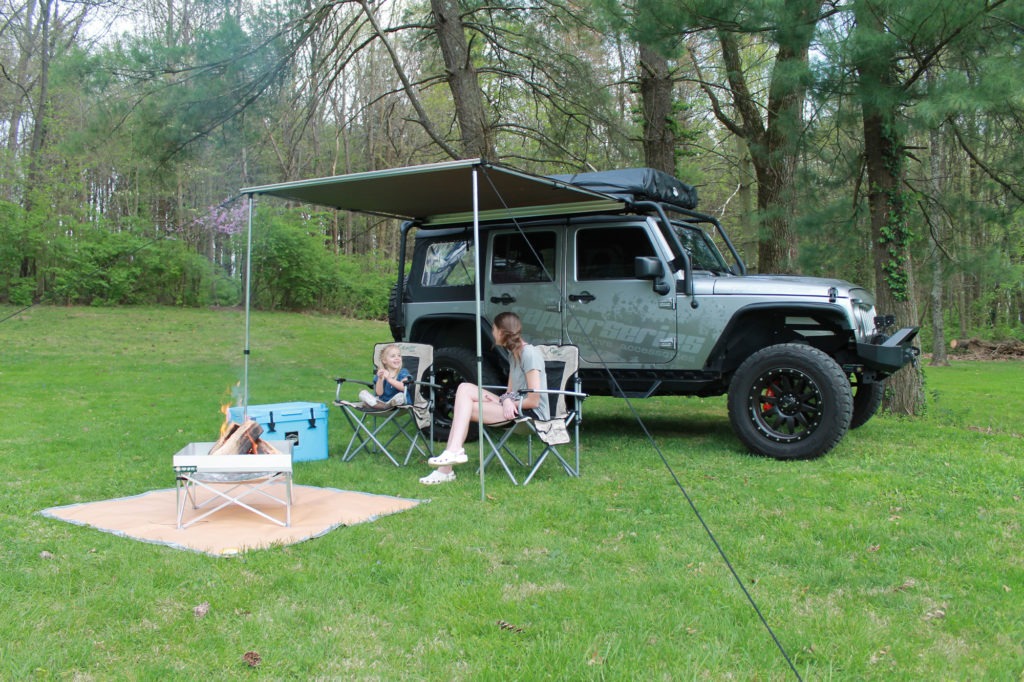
239,158 -> 620,499
240,158 -> 624,225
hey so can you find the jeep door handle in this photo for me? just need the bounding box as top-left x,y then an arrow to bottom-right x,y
569,291 -> 596,304
490,293 -> 516,305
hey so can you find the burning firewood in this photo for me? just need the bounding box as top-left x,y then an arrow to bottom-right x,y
208,419 -> 278,455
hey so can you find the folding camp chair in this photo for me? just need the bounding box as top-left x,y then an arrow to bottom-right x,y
334,342 -> 435,466
480,344 -> 587,485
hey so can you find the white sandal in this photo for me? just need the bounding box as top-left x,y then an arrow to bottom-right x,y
427,449 -> 468,467
419,470 -> 456,485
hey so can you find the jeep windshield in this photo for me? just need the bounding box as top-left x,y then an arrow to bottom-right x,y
672,222 -> 731,273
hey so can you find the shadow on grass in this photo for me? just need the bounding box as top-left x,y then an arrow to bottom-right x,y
583,411 -> 737,442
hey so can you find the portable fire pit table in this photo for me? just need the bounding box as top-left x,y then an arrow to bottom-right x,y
172,442 -> 294,529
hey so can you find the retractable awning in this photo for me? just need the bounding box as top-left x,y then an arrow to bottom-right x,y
240,158 -> 624,225
240,158 -> 616,499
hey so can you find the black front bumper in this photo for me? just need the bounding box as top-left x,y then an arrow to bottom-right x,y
856,327 -> 920,373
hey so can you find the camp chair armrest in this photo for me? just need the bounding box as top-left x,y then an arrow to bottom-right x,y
334,377 -> 374,401
335,377 -> 374,387
517,388 -> 588,399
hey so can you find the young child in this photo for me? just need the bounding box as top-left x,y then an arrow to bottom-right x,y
358,344 -> 411,408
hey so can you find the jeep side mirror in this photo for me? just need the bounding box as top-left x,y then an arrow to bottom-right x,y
635,256 -> 671,296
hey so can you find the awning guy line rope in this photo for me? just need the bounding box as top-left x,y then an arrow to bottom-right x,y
478,164 -> 803,681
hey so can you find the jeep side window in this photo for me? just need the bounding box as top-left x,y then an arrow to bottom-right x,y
421,240 -> 475,286
576,227 -> 656,280
491,231 -> 556,283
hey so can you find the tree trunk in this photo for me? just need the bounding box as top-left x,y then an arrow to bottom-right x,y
24,0 -> 53,213
360,0 -> 460,160
928,123 -> 949,366
714,0 -> 819,274
855,1 -> 925,415
430,0 -> 497,160
638,43 -> 675,175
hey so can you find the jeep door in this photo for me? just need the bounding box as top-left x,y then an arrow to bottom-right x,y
566,223 -> 678,365
484,228 -> 565,345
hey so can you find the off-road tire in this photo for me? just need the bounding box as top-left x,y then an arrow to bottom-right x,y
849,374 -> 885,429
387,283 -> 402,341
431,346 -> 501,443
727,343 -> 853,460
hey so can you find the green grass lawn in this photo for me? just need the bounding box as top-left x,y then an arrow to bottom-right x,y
1,305 -> 1021,680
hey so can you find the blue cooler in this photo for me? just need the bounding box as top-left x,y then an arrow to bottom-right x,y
229,402 -> 329,462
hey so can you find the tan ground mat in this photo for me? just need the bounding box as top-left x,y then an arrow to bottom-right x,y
40,485 -> 421,556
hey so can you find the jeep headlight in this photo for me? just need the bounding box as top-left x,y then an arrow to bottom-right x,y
849,288 -> 877,340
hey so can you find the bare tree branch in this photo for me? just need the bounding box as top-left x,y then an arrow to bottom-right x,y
951,120 -> 1024,203
358,0 -> 461,159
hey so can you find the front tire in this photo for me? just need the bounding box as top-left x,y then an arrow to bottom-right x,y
431,346 -> 501,443
727,344 -> 853,460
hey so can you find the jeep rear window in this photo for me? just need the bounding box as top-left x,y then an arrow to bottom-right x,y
491,231 -> 556,283
576,227 -> 656,280
421,240 -> 475,287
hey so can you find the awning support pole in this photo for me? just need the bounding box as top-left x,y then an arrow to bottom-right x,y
472,166 -> 486,501
242,193 -> 254,420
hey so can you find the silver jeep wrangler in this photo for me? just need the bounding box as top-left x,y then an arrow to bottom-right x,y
388,167 -> 919,459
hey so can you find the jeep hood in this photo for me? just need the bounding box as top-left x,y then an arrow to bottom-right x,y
712,275 -> 864,299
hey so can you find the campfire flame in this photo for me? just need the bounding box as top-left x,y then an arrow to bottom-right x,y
210,398 -> 279,455
218,382 -> 241,438
219,403 -> 232,438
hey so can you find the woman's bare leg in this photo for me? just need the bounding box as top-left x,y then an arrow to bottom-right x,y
436,382 -> 505,474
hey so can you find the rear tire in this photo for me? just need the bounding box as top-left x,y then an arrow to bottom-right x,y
727,344 -> 852,460
431,346 -> 501,443
849,374 -> 885,429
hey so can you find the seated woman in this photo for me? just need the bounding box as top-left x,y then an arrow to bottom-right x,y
419,311 -> 548,485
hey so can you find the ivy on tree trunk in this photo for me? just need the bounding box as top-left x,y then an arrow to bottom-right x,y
854,0 -> 926,416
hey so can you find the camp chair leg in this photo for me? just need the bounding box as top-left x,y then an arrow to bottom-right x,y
522,444 -> 580,485
479,426 -> 529,485
339,408 -> 404,466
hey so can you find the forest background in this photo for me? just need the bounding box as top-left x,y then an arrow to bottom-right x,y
2,0 -> 1022,380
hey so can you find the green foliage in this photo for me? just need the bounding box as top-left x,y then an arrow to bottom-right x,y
248,208 -> 391,318
131,240 -> 240,307
334,253 -> 393,319
2,0 -> 1020,345
879,182 -> 913,301
0,199 -> 392,315
0,201 -> 28,296
247,207 -> 395,318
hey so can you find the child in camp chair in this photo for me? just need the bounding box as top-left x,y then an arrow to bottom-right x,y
358,344 -> 411,409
